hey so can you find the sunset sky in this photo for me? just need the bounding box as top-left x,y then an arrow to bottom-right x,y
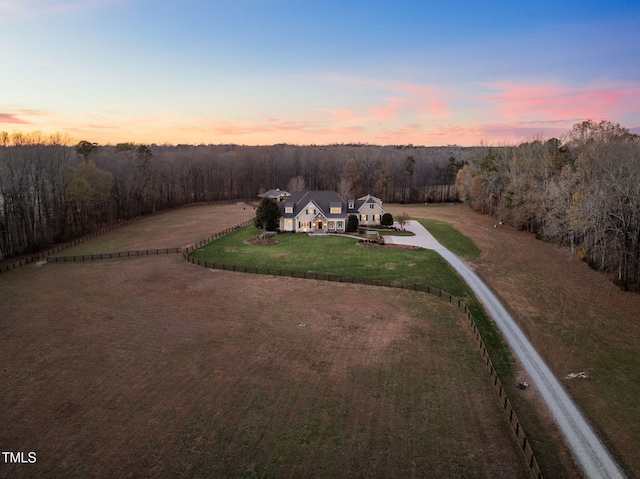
2,0 -> 640,146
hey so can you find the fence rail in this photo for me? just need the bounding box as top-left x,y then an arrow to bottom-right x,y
9,212 -> 543,478
1,216 -> 145,273
47,248 -> 182,263
0,201 -> 252,274
184,246 -> 543,479
9,218 -> 256,269
182,219 -> 254,253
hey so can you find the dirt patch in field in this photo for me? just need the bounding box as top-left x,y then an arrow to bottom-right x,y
0,206 -> 533,478
387,202 -> 640,477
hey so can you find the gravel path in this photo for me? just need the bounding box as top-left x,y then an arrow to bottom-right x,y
385,220 -> 626,479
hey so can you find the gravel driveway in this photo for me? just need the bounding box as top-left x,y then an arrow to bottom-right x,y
385,220 -> 626,479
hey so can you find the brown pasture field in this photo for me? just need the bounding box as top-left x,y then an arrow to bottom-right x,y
0,204 -> 533,478
388,203 -> 640,478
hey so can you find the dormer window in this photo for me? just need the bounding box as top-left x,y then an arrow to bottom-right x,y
348,200 -> 354,209
285,206 -> 293,214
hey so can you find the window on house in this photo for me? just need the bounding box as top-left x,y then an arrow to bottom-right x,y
369,204 -> 374,209
361,214 -> 368,222
373,215 -> 380,222
330,207 -> 341,214
285,206 -> 293,213
285,219 -> 293,228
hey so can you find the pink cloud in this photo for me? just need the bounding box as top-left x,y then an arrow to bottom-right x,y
393,84 -> 452,117
372,84 -> 452,122
0,113 -> 31,124
483,81 -> 640,122
372,98 -> 408,121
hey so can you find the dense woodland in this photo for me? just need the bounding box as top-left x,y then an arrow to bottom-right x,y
0,133 -> 472,259
2,120 -> 639,290
456,120 -> 640,290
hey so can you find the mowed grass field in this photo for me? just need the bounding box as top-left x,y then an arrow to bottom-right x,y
191,226 -> 470,292
0,204 -> 534,478
387,203 -> 640,478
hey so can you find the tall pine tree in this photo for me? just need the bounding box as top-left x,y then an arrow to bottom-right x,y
254,198 -> 281,230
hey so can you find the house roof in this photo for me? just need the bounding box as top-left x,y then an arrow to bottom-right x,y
281,191 -> 384,219
258,188 -> 290,199
281,190 -> 348,219
359,194 -> 382,205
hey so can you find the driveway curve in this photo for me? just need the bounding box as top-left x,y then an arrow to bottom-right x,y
385,220 -> 626,479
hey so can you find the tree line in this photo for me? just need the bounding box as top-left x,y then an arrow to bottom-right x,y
456,120 -> 640,290
0,134 -> 473,259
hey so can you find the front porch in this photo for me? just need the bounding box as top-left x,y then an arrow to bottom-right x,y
311,217 -> 345,233
293,216 -> 346,233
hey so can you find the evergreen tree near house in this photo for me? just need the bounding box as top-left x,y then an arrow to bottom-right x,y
254,198 -> 281,230
346,214 -> 359,232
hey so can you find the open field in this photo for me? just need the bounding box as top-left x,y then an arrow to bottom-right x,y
190,225 -> 515,383
49,203 -> 256,256
0,204 -> 534,478
387,203 -> 640,478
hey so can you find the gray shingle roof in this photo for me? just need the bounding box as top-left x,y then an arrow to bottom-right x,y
281,191 -> 383,220
258,189 -> 290,199
281,191 -> 348,219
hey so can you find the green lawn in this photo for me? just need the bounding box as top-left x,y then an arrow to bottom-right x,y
190,226 -> 514,379
417,218 -> 481,258
193,226 -> 459,292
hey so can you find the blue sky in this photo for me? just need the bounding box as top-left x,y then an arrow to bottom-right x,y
2,0 -> 639,145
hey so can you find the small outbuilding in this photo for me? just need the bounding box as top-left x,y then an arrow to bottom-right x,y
258,188 -> 291,202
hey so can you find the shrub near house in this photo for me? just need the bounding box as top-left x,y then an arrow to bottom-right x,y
381,213 -> 394,227
279,191 -> 384,233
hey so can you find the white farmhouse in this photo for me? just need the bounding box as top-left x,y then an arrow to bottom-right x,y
279,190 -> 384,233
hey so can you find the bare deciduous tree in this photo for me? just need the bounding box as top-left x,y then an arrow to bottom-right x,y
287,175 -> 306,193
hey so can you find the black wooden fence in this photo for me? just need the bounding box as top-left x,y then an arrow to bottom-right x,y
1,216 -> 144,273
0,201 -> 250,274
182,219 -> 254,253
47,248 -> 182,263
184,252 -> 543,478
20,214 -> 543,478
